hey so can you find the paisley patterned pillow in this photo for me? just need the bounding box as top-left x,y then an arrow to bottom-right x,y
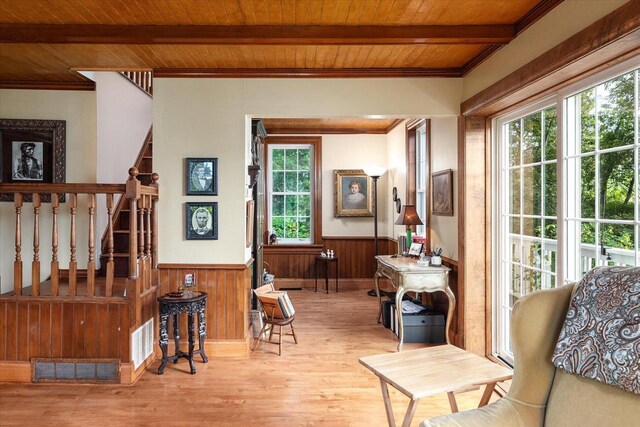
552,266 -> 640,394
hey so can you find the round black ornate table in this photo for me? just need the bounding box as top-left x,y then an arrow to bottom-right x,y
157,291 -> 208,375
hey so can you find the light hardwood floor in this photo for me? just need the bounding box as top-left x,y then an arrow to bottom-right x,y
0,288 -> 498,426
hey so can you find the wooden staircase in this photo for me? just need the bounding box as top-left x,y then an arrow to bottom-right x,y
100,128 -> 153,277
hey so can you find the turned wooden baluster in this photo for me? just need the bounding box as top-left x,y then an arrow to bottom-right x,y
14,193 -> 23,296
105,193 -> 115,297
145,195 -> 152,290
69,193 -> 78,296
138,196 -> 146,289
87,194 -> 96,297
32,193 -> 41,296
51,193 -> 60,297
126,168 -> 140,280
150,173 -> 159,269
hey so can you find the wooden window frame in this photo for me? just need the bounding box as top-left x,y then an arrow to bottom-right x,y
264,136 -> 322,246
405,118 -> 431,249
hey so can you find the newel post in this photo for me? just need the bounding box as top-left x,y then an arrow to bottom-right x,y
126,167 -> 141,280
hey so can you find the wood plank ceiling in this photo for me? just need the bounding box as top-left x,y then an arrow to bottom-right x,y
263,118 -> 403,134
0,0 -> 563,88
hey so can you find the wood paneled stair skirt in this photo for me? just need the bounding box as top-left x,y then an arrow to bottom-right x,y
0,162 -> 160,384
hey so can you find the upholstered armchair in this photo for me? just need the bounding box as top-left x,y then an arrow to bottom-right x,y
422,269 -> 640,426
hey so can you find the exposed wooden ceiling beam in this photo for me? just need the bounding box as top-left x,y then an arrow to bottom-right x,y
0,24 -> 515,45
0,80 -> 95,91
153,67 -> 462,78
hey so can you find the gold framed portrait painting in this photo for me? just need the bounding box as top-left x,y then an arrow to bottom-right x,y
334,169 -> 374,217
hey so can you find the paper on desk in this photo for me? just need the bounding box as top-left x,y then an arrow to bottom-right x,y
401,300 -> 424,314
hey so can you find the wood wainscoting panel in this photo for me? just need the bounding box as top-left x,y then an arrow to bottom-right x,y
264,238 -> 397,282
158,263 -> 252,345
0,298 -> 130,363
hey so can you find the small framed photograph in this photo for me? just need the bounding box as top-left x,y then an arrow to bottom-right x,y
183,272 -> 196,288
186,202 -> 218,240
408,242 -> 423,257
186,157 -> 218,195
432,169 -> 453,216
334,169 -> 374,217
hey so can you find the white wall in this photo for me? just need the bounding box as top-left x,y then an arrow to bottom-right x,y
385,121 -> 408,242
463,0 -> 628,100
153,78 -> 463,265
430,117 -> 458,260
384,118 -> 459,260
81,71 -> 153,256
0,89 -> 97,293
321,134 -> 388,237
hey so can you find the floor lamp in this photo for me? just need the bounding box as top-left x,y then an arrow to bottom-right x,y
363,166 -> 387,296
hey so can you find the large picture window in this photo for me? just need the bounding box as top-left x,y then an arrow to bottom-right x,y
268,144 -> 313,244
494,62 -> 639,363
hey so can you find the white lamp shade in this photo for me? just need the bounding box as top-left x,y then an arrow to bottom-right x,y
363,166 -> 387,178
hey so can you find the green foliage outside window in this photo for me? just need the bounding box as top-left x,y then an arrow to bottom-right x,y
271,147 -> 312,240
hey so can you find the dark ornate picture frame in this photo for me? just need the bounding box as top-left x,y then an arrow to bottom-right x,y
0,118 -> 66,202
186,157 -> 218,195
185,202 -> 218,240
432,169 -> 453,216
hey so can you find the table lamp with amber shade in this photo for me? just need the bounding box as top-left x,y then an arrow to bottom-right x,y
395,205 -> 423,253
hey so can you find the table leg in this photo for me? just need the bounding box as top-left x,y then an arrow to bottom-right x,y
478,383 -> 496,407
335,260 -> 339,292
374,270 -> 383,323
447,392 -> 459,413
187,313 -> 196,374
158,312 -> 169,375
172,313 -> 180,361
379,378 -> 396,427
443,286 -> 456,345
395,289 -> 406,352
325,262 -> 329,294
198,305 -> 208,363
402,399 -> 420,427
315,259 -> 318,293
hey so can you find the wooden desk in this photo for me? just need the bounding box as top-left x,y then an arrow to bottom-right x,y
374,255 -> 453,351
157,291 -> 208,375
359,345 -> 513,427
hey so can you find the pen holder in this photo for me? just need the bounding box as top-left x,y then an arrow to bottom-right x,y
431,255 -> 442,266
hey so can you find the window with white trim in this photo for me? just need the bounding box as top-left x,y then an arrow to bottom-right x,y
268,145 -> 313,244
494,63 -> 639,364
416,123 -> 428,237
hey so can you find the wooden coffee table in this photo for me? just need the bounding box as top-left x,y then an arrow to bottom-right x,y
359,345 -> 513,427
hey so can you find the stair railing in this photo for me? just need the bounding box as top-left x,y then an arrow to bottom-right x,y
0,167 -> 159,298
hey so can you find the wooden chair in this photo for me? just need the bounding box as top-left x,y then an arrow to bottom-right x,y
250,283 -> 297,356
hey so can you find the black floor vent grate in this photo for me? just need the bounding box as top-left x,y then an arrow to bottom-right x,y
32,359 -> 120,383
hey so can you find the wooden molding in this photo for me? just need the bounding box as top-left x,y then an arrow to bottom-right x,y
157,261 -> 252,270
386,119 -> 405,134
322,236 -> 396,241
515,0 -> 565,35
0,361 -> 31,383
461,1 -> 640,116
264,245 -> 324,255
153,67 -> 463,78
0,24 -> 515,45
0,80 -> 95,91
460,45 -> 503,76
263,127 -> 390,135
263,136 -> 323,245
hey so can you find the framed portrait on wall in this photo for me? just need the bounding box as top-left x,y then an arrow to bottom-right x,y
186,202 -> 218,240
334,169 -> 374,217
0,118 -> 66,202
432,169 -> 453,216
186,157 -> 218,195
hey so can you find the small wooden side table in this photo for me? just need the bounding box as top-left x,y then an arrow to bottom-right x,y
157,291 -> 208,375
359,345 -> 513,427
315,256 -> 339,293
